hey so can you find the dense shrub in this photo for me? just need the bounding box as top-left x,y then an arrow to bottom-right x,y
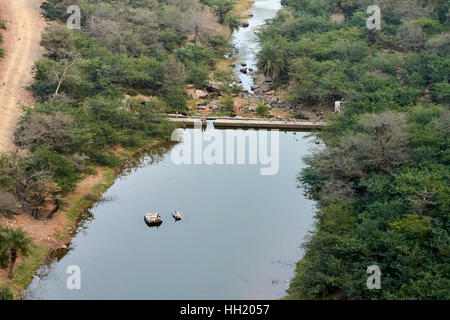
0,286 -> 13,300
260,0 -> 450,299
256,103 -> 269,117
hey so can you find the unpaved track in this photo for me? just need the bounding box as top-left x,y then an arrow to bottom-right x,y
0,0 -> 46,151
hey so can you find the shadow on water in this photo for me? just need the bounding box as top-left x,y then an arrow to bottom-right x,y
39,141 -> 177,270
23,126 -> 317,300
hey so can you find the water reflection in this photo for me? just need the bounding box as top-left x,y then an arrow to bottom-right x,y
23,126 -> 316,300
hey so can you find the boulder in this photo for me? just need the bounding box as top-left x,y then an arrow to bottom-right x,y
172,211 -> 183,221
144,213 -> 162,227
261,85 -> 271,93
196,90 -> 208,99
207,102 -> 219,110
206,80 -> 223,93
242,20 -> 249,28
187,89 -> 209,100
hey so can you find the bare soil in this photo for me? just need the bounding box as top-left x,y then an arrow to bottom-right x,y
0,169 -> 105,286
0,0 -> 46,152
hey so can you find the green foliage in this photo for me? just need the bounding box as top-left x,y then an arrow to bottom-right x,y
256,103 -> 269,117
256,41 -> 286,81
0,286 -> 13,300
412,17 -> 448,36
29,147 -> 80,195
164,85 -> 188,111
0,228 -> 33,279
40,2 -> 60,21
390,214 -> 432,239
224,14 -> 241,33
263,0 -> 450,300
2,0 -> 201,219
218,94 -> 235,112
209,0 -> 236,24
430,82 -> 450,105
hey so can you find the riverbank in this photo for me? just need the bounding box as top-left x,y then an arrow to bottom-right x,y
22,127 -> 316,300
0,141 -> 166,299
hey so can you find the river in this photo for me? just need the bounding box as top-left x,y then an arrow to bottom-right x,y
23,122 -> 316,299
232,0 -> 283,92
23,0 -> 317,300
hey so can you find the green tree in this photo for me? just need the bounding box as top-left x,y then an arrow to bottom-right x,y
224,14 -> 241,33
0,286 -> 13,300
211,0 -> 236,24
0,228 -> 32,279
256,103 -> 269,117
256,42 -> 286,81
218,94 -> 235,112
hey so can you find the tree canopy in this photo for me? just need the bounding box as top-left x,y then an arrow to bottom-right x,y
258,0 -> 450,299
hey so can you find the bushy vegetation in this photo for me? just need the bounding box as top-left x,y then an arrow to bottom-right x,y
256,103 -> 269,117
0,0 -> 241,220
0,286 -> 13,300
0,227 -> 33,279
257,0 -> 449,299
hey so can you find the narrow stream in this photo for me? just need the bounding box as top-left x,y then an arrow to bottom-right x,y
232,0 -> 282,92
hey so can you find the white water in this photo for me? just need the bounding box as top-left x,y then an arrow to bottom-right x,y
231,0 -> 283,92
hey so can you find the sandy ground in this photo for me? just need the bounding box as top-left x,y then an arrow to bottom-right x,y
0,172 -> 104,245
0,0 -> 46,152
0,170 -> 105,284
331,12 -> 345,23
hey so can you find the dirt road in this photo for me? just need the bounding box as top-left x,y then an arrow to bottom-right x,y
0,0 -> 46,151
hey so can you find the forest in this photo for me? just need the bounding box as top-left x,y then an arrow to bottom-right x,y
0,0 -> 448,300
0,0 -> 241,219
255,0 -> 449,299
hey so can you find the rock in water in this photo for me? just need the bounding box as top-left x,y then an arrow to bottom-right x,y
171,211 -> 183,221
144,213 -> 162,227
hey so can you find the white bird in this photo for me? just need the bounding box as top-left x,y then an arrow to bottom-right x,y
171,211 -> 183,221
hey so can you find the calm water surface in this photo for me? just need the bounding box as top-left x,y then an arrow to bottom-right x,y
24,124 -> 316,299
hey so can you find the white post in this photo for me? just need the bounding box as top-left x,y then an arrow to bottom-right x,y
334,101 -> 341,114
